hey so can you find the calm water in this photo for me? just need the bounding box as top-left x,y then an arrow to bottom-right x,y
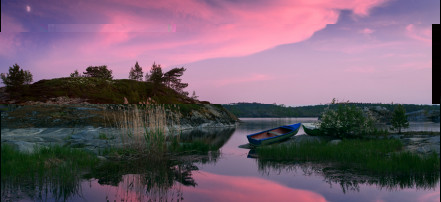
3,118 -> 440,202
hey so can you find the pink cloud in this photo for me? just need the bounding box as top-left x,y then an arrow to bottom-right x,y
405,24 -> 431,45
361,28 -> 375,34
1,15 -> 28,32
33,0 -> 388,67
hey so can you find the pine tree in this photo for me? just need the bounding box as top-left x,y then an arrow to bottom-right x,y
147,62 -> 163,86
163,67 -> 188,95
129,61 -> 143,81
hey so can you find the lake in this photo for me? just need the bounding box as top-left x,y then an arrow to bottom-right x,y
2,118 -> 440,202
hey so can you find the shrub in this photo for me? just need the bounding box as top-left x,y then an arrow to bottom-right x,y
390,104 -> 409,133
70,70 -> 82,77
319,100 -> 375,138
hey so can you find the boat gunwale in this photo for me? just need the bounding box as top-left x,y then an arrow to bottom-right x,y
247,123 -> 301,142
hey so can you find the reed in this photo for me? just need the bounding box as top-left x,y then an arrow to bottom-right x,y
1,144 -> 98,201
111,102 -> 182,159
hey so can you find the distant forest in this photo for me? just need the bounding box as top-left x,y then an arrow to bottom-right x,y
222,102 -> 440,118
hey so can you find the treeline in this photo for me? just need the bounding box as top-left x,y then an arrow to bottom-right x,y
69,62 -> 192,97
222,102 -> 439,118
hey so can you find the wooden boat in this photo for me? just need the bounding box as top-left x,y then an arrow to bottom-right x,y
302,123 -> 322,136
247,123 -> 301,146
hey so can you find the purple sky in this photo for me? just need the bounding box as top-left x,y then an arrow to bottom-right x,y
1,0 -> 439,105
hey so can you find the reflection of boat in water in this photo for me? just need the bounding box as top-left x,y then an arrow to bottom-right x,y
247,149 -> 257,158
302,123 -> 323,136
247,123 -> 301,146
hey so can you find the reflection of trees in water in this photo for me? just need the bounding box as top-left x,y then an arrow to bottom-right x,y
1,128 -> 232,201
179,127 -> 235,149
85,153 -> 219,201
257,160 -> 440,194
1,168 -> 83,202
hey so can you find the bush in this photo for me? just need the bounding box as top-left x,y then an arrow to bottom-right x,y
83,65 -> 113,80
70,70 -> 82,77
0,64 -> 33,91
390,104 -> 409,133
319,101 -> 375,138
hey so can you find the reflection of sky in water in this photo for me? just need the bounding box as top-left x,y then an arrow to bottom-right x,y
194,118 -> 440,202
6,118 -> 438,201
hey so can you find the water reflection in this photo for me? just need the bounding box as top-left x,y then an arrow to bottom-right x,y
181,171 -> 327,202
257,160 -> 440,194
1,167 -> 83,202
84,159 -> 200,201
1,127 -> 234,201
179,127 -> 236,150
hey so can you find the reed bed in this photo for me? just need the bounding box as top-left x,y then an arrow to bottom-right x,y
1,144 -> 98,201
110,103 -> 182,159
256,139 -> 440,175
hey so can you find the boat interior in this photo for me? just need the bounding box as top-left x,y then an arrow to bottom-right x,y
250,127 -> 291,140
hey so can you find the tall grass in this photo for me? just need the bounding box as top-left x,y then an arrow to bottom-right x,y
256,139 -> 440,175
1,144 -> 98,201
111,103 -> 182,159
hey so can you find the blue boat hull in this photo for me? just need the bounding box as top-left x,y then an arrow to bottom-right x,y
247,123 -> 301,146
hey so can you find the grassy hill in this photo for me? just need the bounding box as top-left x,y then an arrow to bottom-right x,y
1,77 -> 206,104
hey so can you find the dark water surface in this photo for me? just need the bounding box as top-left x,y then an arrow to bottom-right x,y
3,118 -> 440,202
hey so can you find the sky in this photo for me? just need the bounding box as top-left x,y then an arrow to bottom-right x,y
0,0 -> 439,105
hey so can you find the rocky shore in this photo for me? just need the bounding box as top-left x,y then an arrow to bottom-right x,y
1,104 -> 238,129
1,104 -> 238,154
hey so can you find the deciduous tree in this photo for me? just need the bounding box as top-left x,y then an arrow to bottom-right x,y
390,104 -> 409,133
1,64 -> 33,91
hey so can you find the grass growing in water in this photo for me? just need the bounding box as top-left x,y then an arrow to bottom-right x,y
110,104 -> 183,159
1,144 -> 98,201
256,139 -> 440,175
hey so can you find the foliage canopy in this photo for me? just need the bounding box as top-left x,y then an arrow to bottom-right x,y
83,65 -> 113,80
1,64 -> 33,91
390,104 -> 409,133
319,101 -> 375,138
129,61 -> 143,81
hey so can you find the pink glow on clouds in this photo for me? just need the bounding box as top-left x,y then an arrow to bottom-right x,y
361,28 -> 375,34
36,0 -> 389,65
405,24 -> 432,45
2,0 -> 391,77
182,171 -> 327,202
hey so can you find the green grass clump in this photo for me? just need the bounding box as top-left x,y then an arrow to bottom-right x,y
1,144 -> 98,178
1,144 -> 99,201
98,133 -> 108,140
256,139 -> 440,175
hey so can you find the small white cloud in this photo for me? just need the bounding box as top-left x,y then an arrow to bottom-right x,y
26,5 -> 31,12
